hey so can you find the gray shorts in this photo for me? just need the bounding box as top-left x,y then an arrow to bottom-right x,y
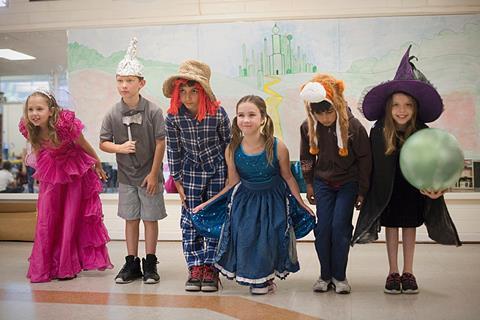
118,183 -> 167,221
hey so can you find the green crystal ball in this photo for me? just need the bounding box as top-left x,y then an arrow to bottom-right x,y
399,128 -> 464,191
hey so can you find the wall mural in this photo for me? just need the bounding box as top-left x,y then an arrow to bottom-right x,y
68,14 -> 480,163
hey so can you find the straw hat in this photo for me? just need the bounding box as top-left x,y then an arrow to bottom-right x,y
162,60 -> 216,102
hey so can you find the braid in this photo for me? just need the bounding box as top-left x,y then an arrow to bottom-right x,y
262,115 -> 275,165
228,116 -> 243,160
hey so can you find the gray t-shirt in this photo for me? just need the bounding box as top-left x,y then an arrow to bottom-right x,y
100,96 -> 166,186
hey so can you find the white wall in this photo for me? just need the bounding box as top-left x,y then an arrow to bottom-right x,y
1,0 -> 480,32
2,192 -> 479,242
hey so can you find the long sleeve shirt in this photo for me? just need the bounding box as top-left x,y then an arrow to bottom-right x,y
299,111 -> 372,197
165,105 -> 231,181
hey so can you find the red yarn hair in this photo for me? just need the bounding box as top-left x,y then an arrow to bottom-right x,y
167,79 -> 220,122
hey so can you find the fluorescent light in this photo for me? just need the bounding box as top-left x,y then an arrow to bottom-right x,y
0,49 -> 36,61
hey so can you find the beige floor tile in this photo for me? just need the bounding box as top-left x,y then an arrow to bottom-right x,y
1,241 -> 479,320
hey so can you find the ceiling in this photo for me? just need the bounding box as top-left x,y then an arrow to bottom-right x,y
0,30 -> 67,77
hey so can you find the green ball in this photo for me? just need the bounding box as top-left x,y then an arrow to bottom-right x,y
399,128 -> 464,191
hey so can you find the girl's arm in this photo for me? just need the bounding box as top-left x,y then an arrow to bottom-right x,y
76,133 -> 107,181
141,138 -> 165,195
278,139 -> 315,216
192,146 -> 240,213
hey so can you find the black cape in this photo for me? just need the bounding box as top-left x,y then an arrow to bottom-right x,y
351,120 -> 461,246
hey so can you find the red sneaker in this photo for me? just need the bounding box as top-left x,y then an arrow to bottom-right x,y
185,265 -> 203,292
201,265 -> 219,292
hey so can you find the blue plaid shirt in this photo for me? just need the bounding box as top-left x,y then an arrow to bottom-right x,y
166,105 -> 231,181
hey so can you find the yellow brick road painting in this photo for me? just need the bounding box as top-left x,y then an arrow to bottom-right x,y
263,76 -> 283,140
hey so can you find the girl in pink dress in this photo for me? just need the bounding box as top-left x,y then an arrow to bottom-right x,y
19,90 -> 113,283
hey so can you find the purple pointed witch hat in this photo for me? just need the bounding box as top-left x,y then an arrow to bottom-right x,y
362,45 -> 443,123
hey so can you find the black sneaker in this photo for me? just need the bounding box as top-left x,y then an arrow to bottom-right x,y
401,272 -> 419,294
115,255 -> 143,284
185,265 -> 203,292
142,254 -> 160,284
201,265 -> 219,292
384,272 -> 401,294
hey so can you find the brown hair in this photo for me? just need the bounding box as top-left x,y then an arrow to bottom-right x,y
229,95 -> 275,165
383,92 -> 418,155
23,91 -> 61,149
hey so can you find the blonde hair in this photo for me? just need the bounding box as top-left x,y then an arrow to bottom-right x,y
23,91 -> 61,149
229,95 -> 275,165
383,92 -> 418,155
301,74 -> 349,156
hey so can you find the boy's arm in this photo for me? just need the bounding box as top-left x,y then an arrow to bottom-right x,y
352,123 -> 372,198
142,138 -> 165,195
165,117 -> 183,181
299,122 -> 316,204
193,146 -> 239,213
299,122 -> 316,184
218,108 -> 232,147
99,111 -> 135,154
99,140 -> 136,154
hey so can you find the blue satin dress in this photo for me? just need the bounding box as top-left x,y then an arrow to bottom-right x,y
192,138 -> 315,286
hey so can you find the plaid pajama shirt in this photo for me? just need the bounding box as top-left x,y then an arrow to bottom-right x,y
166,105 -> 231,267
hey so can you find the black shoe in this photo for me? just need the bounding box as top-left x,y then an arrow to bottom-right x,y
142,254 -> 160,284
115,255 -> 143,284
401,272 -> 419,294
384,272 -> 401,294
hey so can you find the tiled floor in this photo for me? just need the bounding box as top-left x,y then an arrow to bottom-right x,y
1,241 -> 479,320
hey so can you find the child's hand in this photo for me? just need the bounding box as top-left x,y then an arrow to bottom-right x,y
354,195 -> 364,210
141,173 -> 159,195
301,202 -> 316,217
192,203 -> 207,213
95,163 -> 108,181
118,141 -> 136,154
306,184 -> 316,205
175,180 -> 187,208
420,189 -> 446,200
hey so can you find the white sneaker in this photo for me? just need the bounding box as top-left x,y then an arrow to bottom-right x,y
312,277 -> 331,292
250,286 -> 269,295
250,280 -> 275,295
332,278 -> 351,294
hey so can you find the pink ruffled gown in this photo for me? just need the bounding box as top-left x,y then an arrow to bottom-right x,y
19,110 -> 113,283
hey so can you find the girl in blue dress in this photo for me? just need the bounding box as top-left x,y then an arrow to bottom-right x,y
193,95 -> 315,295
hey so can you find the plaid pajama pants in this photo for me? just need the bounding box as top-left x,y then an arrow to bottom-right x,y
181,161 -> 227,268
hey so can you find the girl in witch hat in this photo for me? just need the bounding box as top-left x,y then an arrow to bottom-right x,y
352,45 -> 461,295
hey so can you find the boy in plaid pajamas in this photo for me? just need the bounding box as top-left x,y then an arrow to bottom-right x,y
163,60 -> 231,292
